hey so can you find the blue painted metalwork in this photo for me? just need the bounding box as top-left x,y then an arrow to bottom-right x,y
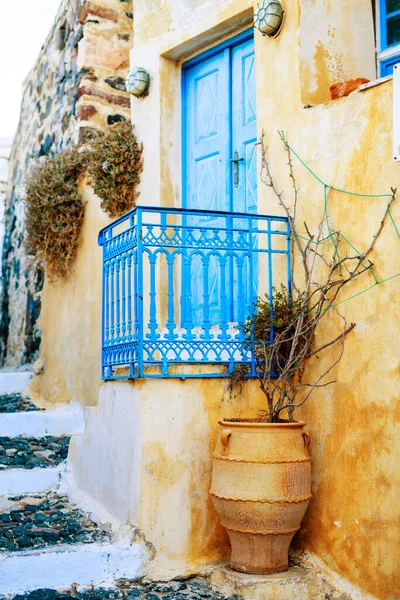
99,206 -> 291,380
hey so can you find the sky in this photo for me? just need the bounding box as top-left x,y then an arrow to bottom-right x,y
0,0 -> 61,139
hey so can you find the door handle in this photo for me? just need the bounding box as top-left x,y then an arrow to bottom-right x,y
230,151 -> 244,188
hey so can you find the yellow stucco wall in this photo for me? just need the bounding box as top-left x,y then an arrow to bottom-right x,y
34,0 -> 399,597
299,0 -> 376,104
137,377 -> 268,579
126,0 -> 400,597
29,183 -> 110,408
69,377 -> 268,579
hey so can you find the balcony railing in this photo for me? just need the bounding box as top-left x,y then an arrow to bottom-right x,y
98,206 -> 291,379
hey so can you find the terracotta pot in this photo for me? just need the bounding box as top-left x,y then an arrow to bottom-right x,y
210,420 -> 311,574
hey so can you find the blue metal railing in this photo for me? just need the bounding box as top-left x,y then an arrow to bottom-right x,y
98,206 -> 291,379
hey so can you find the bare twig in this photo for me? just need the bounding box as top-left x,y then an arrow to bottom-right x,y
307,323 -> 356,358
241,133 -> 396,422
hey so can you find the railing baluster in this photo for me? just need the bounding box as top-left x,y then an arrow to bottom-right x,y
133,250 -> 138,340
247,215 -> 255,317
127,254 -> 133,340
147,253 -> 159,339
248,217 -> 257,374
110,260 -> 115,342
136,208 -> 144,376
267,218 -> 274,344
104,262 -> 110,345
182,253 -> 194,340
286,219 -> 292,298
201,253 -> 211,340
218,255 -> 229,341
121,255 -> 126,342
166,252 -> 177,339
116,258 -> 121,342
102,258 -> 107,379
236,256 -> 244,325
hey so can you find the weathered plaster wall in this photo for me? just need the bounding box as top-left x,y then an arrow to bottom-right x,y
288,82 -> 400,600
68,377 -> 267,579
299,0 -> 377,105
134,0 -> 252,46
28,183 -> 110,408
0,0 -> 132,373
120,0 -> 400,597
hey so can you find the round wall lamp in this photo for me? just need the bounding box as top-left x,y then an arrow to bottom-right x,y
254,0 -> 285,37
125,67 -> 150,97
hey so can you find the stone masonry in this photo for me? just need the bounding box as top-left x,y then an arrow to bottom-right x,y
0,578 -> 234,600
0,0 -> 132,367
0,138 -> 12,317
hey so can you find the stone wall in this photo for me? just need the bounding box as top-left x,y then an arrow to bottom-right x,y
0,138 -> 12,308
0,0 -> 133,367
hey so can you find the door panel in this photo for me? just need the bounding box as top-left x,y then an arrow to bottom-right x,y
231,38 -> 257,214
183,34 -> 257,327
231,38 -> 258,318
185,49 -> 230,213
184,49 -> 230,326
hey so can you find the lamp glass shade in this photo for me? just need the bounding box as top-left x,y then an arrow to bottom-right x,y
126,67 -> 150,97
254,1 -> 284,36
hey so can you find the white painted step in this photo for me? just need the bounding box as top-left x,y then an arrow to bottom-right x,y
0,402 -> 84,437
0,463 -> 66,496
0,542 -> 148,595
0,371 -> 33,395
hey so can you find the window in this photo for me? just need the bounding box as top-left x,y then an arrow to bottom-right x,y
378,0 -> 400,76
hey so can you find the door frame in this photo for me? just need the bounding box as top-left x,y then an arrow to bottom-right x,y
181,28 -> 255,210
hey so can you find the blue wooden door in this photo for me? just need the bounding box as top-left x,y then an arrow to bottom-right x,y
231,37 -> 258,214
183,33 -> 257,326
231,38 -> 258,319
184,48 -> 230,214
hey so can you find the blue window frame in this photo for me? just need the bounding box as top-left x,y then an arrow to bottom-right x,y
379,0 -> 400,76
380,53 -> 400,75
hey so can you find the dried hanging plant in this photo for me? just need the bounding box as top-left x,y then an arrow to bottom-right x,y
25,149 -> 88,280
87,121 -> 143,218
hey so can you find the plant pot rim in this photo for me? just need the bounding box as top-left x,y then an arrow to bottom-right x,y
219,419 -> 306,428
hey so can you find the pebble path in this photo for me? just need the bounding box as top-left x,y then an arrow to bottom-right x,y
0,494 -> 112,552
0,436 -> 70,470
0,394 -> 39,413
0,578 -> 240,600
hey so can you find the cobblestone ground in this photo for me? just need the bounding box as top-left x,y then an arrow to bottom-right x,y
0,436 -> 70,469
0,494 -> 112,551
0,393 -> 39,413
0,579 -> 240,600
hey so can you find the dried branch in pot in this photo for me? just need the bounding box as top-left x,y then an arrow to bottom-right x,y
236,132 -> 396,423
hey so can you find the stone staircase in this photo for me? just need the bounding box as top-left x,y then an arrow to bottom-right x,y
0,373 -> 83,499
0,372 -> 151,600
0,372 -> 353,600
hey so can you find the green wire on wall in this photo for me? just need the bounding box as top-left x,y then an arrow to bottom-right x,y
280,132 -> 399,312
